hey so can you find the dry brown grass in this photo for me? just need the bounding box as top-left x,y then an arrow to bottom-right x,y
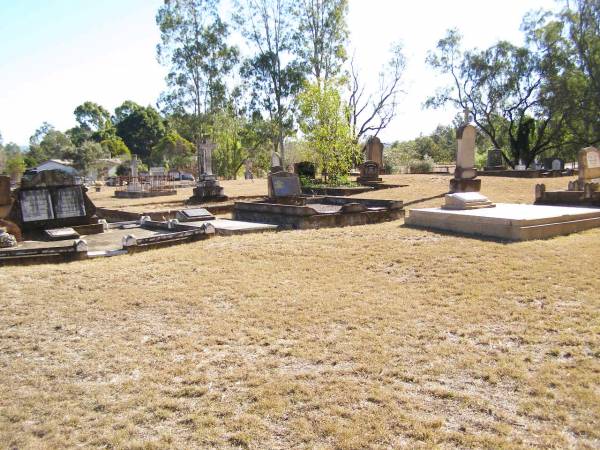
2,175 -> 599,449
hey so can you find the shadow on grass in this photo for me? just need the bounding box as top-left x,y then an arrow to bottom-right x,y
403,192 -> 448,208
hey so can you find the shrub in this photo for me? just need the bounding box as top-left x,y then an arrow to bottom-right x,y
408,157 -> 434,174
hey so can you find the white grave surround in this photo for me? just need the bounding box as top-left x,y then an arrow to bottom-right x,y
405,203 -> 600,241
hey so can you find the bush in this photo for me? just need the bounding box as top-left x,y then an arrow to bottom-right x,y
408,157 -> 434,174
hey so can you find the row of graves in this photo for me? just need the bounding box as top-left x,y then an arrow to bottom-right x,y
114,156 -> 177,198
481,148 -> 574,178
405,120 -> 600,240
0,138 -> 404,265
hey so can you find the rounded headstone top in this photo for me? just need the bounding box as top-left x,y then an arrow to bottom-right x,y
456,123 -> 476,139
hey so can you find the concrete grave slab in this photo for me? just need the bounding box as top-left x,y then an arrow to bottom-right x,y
405,203 -> 600,241
176,208 -> 215,222
186,219 -> 278,236
45,227 -> 80,240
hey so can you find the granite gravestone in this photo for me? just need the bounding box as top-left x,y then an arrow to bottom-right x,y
8,169 -> 97,232
357,160 -> 382,183
188,140 -> 227,203
579,147 -> 600,182
268,171 -> 302,198
363,136 -> 384,168
450,123 -> 481,193
485,149 -> 504,170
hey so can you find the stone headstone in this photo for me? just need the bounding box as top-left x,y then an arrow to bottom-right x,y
358,160 -> 382,183
363,137 -> 384,168
45,227 -> 80,240
486,149 -> 504,168
20,189 -> 54,222
54,186 -> 86,219
268,171 -> 302,198
579,147 -> 600,182
131,155 -> 139,178
198,141 -> 216,177
552,159 -> 563,171
455,124 -> 477,179
0,176 -> 11,206
443,192 -> 494,210
176,208 -> 215,222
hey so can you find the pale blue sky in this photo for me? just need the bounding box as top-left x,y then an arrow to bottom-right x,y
0,0 -> 555,146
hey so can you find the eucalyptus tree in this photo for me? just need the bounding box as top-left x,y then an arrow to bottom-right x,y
234,0 -> 305,164
293,0 -> 349,83
156,0 -> 239,144
426,29 -> 566,168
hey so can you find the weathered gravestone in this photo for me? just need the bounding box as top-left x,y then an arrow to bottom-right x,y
450,123 -> 481,193
8,169 -> 97,233
268,171 -> 302,198
363,136 -> 384,170
357,160 -> 382,183
579,147 -> 600,182
543,158 -> 565,171
485,149 -> 504,170
188,140 -> 227,203
176,208 -> 215,222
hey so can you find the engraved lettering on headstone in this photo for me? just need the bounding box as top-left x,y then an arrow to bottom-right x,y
54,186 -> 86,219
20,189 -> 54,222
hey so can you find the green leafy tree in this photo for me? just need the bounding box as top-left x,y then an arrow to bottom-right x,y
235,0 -> 305,164
28,126 -> 75,165
212,111 -> 247,179
100,136 -> 131,158
64,141 -> 109,173
69,101 -> 113,145
156,0 -> 239,124
6,152 -> 26,180
114,101 -> 166,160
426,30 -> 566,168
299,79 -> 358,181
293,0 -> 349,83
151,130 -> 195,170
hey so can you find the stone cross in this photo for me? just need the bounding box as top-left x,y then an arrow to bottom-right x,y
131,155 -> 139,178
463,107 -> 471,124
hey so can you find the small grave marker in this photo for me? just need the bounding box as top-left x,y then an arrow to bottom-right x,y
45,227 -> 80,240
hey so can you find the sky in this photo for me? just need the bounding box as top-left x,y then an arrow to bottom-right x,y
0,0 -> 556,147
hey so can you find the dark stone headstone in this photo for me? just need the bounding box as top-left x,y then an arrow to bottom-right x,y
486,149 -> 504,169
543,158 -> 565,171
357,160 -> 382,183
268,171 -> 302,198
20,189 -> 54,222
54,186 -> 86,219
295,161 -> 316,179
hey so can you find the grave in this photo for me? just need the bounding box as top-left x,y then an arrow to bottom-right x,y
363,136 -> 384,171
114,156 -> 177,198
175,208 -> 215,222
188,140 -> 228,203
450,121 -> 481,193
45,227 -> 80,240
357,160 -> 383,184
405,203 -> 600,241
536,146 -> 600,206
542,158 -> 565,172
234,171 -> 403,229
443,192 -> 495,210
484,149 -> 505,171
7,169 -> 99,235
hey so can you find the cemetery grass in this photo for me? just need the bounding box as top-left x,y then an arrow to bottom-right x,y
2,175 -> 599,449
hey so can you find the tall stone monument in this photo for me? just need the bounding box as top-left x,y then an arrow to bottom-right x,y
188,139 -> 227,203
450,113 -> 481,193
363,136 -> 384,169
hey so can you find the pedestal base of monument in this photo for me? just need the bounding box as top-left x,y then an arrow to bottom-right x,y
405,203 -> 600,241
188,176 -> 228,204
449,178 -> 481,193
357,177 -> 383,185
